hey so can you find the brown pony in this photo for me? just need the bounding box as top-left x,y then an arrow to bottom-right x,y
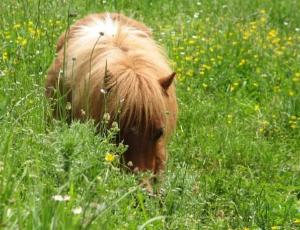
46,13 -> 177,174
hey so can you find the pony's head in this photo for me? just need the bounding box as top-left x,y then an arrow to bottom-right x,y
104,68 -> 177,173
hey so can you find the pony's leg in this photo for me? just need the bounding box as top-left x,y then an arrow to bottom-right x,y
46,54 -> 72,121
45,56 -> 62,119
46,56 -> 62,99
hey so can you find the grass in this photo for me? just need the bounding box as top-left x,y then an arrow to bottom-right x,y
1,0 -> 300,229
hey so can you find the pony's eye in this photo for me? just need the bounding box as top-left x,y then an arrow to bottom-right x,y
153,128 -> 164,140
130,126 -> 139,136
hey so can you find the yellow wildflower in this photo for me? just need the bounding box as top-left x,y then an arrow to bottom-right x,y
185,56 -> 192,61
239,59 -> 246,66
260,16 -> 267,24
227,114 -> 233,124
256,68 -> 261,74
288,90 -> 295,96
294,218 -> 300,224
259,9 -> 266,14
2,52 -> 8,61
261,120 -> 269,126
243,31 -> 250,40
21,38 -> 27,46
251,24 -> 257,31
16,36 -> 27,46
13,23 -> 21,29
105,153 -> 115,163
4,32 -> 11,40
202,64 -> 211,70
230,85 -> 235,92
273,86 -> 280,93
188,40 -> 195,45
268,29 -> 278,38
187,70 -> 193,76
272,37 -> 280,45
292,73 -> 300,82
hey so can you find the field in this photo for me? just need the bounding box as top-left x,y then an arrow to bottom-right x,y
1,0 -> 300,229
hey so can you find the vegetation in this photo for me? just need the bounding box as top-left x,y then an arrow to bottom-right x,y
0,0 -> 299,229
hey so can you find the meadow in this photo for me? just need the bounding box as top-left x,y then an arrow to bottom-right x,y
1,0 -> 300,229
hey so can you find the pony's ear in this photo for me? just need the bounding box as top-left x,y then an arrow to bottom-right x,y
159,72 -> 176,90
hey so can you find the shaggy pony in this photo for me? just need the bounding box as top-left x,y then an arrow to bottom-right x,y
46,13 -> 177,174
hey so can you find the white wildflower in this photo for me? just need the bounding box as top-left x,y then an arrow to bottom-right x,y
100,88 -> 107,94
111,121 -> 119,129
0,161 -> 3,172
6,208 -> 12,218
52,195 -> 70,202
72,206 -> 82,215
0,70 -> 5,77
103,113 -> 110,122
127,161 -> 133,167
66,102 -> 72,110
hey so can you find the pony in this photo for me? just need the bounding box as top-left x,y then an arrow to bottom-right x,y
46,13 -> 177,174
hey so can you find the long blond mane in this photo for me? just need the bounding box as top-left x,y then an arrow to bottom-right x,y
61,13 -> 173,132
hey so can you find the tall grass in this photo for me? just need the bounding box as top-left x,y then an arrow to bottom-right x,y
0,0 -> 299,229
